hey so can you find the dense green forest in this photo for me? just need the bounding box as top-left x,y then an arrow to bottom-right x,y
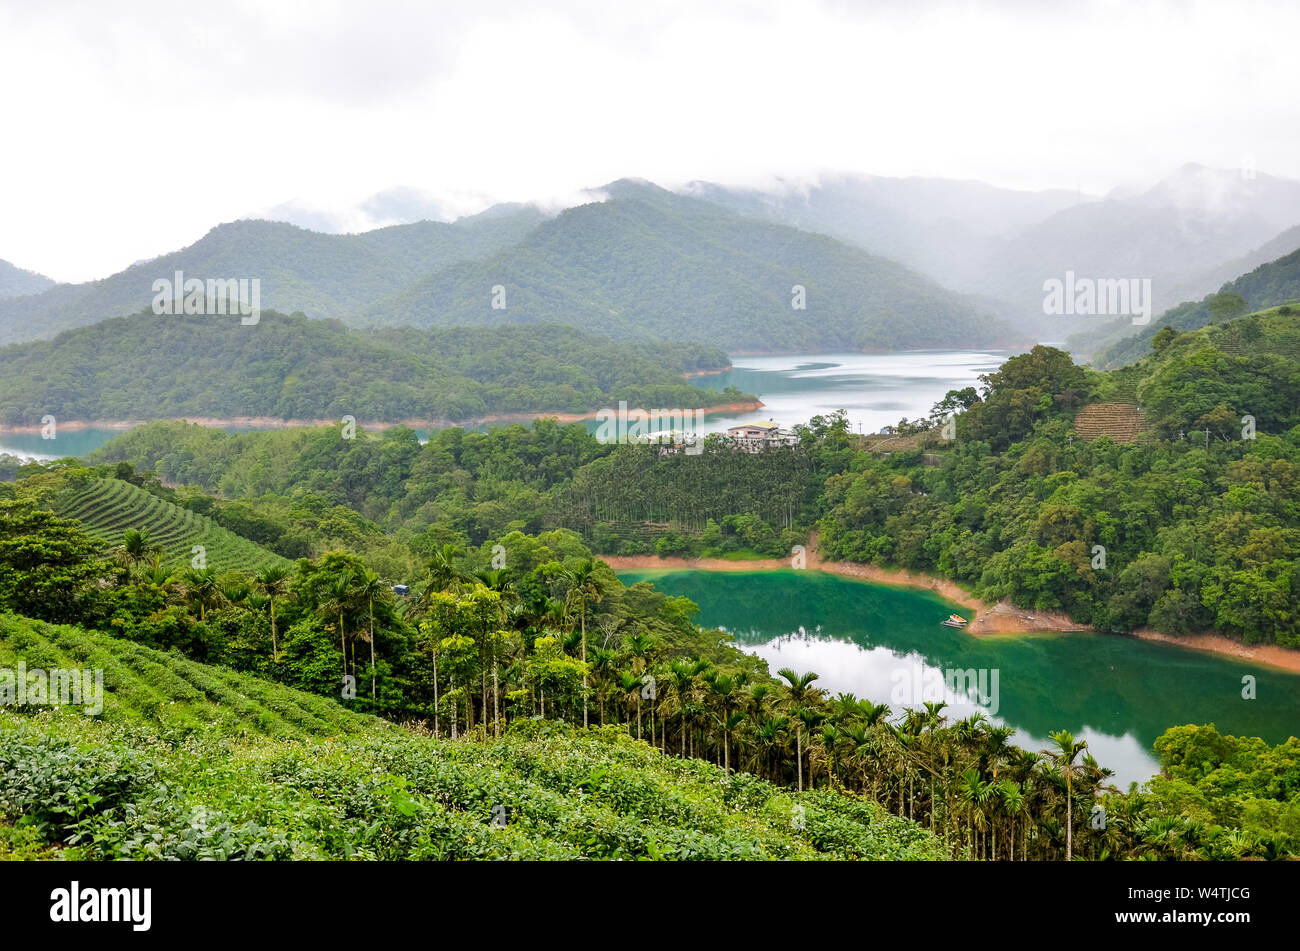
0,312 -> 745,425
68,307 -> 1300,649
366,183 -> 1015,351
2,482 -> 1296,861
821,310 -> 1300,646
1075,244 -> 1300,369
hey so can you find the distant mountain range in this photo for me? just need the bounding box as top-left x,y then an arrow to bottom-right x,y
6,164 -> 1300,354
0,181 -> 1017,352
1080,244 -> 1300,370
690,164 -> 1300,340
0,259 -> 54,299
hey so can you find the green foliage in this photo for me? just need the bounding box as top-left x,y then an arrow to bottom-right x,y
54,475 -> 289,572
0,312 -> 740,425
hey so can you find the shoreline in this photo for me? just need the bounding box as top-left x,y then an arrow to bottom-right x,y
0,399 -> 767,436
1133,629 -> 1300,675
600,541 -> 1084,636
602,546 -> 1300,670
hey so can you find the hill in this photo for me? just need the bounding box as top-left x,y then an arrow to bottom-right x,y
365,181 -> 1016,351
1081,247 -> 1300,369
0,311 -> 743,426
0,259 -> 54,299
0,182 -> 1018,353
51,476 -> 290,572
693,165 -> 1300,340
0,209 -> 547,346
0,614 -> 946,860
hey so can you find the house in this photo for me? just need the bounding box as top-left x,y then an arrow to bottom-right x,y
726,420 -> 800,452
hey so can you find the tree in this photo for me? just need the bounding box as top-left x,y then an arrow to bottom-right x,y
1044,730 -> 1089,861
777,668 -> 824,792
554,559 -> 606,728
255,564 -> 291,663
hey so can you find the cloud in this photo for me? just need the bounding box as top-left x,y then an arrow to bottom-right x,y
2,0 -> 1299,280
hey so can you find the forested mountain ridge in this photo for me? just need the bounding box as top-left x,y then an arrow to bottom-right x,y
0,311 -> 744,426
0,208 -> 548,346
365,183 -> 1016,351
1079,246 -> 1300,369
0,258 -> 54,299
0,180 -> 1017,352
692,165 -> 1300,340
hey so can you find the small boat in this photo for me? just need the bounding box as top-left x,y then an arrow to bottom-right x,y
941,614 -> 968,628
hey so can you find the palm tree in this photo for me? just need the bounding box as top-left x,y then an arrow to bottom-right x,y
254,565 -> 291,662
115,528 -> 161,577
1044,730 -> 1088,861
423,545 -> 470,589
356,569 -> 387,700
559,560 -> 605,729
181,566 -> 221,622
321,571 -> 355,681
777,668 -> 823,792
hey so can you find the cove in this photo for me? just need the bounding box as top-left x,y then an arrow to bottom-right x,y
618,568 -> 1300,788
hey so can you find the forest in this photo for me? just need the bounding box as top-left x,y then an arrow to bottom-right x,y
2,484 -> 1296,861
0,311 -> 744,425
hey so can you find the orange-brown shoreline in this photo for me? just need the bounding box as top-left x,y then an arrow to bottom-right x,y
0,399 -> 766,436
600,548 -> 1300,671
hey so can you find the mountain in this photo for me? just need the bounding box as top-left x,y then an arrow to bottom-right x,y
686,173 -> 1084,301
364,180 -> 1018,351
0,259 -> 54,299
0,311 -> 741,425
1068,224 -> 1300,361
0,208 -> 548,346
688,165 -> 1300,341
1083,246 -> 1300,370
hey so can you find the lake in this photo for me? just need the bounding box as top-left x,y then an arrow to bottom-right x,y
0,350 -> 1005,460
617,568 -> 1300,788
582,349 -> 1007,437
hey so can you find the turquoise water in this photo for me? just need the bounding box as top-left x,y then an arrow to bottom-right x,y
619,568 -> 1300,788
0,350 -> 1004,460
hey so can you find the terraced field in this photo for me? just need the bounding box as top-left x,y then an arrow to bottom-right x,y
54,477 -> 289,572
1073,402 -> 1146,443
0,615 -> 947,860
0,613 -> 379,736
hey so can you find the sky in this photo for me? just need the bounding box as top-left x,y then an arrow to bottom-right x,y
2,0 -> 1298,283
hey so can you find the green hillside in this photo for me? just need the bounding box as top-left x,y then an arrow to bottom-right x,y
53,476 -> 290,572
0,210 -> 547,346
366,183 -> 1016,351
0,614 -> 946,860
0,311 -> 742,426
0,259 -> 55,299
1074,245 -> 1300,369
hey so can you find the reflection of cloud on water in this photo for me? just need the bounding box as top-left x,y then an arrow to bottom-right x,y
740,631 -> 1159,789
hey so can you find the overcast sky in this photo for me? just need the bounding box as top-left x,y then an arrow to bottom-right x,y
2,0 -> 1298,282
